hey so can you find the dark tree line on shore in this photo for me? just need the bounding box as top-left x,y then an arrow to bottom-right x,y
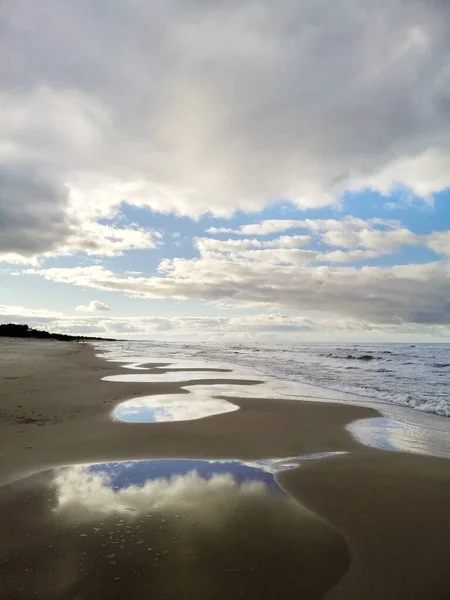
0,323 -> 116,342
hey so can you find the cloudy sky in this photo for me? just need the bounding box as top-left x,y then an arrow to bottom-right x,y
1,0 -> 450,341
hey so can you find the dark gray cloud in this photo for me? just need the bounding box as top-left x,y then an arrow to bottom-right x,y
0,166 -> 71,258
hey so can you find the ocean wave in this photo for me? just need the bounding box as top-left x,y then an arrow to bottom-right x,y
213,343 -> 450,419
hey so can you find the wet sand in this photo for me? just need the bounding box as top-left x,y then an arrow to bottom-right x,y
0,339 -> 375,484
0,338 -> 450,599
0,459 -> 349,599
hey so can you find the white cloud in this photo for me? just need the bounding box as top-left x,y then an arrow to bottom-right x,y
349,149 -> 450,201
194,238 -> 263,255
320,225 -> 419,253
427,231 -> 450,256
0,218 -> 159,263
0,0 -> 450,258
317,250 -> 381,263
0,304 -> 63,319
207,221 -> 311,236
193,236 -> 316,265
26,255 -> 450,326
265,235 -> 312,249
76,300 -> 112,313
205,216 -> 450,258
57,222 -> 160,258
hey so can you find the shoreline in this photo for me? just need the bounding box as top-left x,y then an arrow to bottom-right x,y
98,340 -> 450,460
0,338 -> 376,485
1,338 -> 450,599
96,339 -> 450,420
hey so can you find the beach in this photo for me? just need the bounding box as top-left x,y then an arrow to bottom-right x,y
1,338 -> 450,599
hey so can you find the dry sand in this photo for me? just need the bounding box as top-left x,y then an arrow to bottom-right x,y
0,338 -> 449,599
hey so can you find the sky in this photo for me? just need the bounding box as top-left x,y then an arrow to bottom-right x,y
1,0 -> 450,342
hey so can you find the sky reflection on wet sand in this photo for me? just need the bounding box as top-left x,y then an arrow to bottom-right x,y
0,458 -> 349,599
114,394 -> 239,423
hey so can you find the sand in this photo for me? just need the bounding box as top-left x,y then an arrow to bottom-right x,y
0,338 -> 449,599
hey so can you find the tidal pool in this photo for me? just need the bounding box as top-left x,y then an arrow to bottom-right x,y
113,392 -> 239,423
348,415 -> 450,458
0,458 -> 349,599
103,371 -> 258,383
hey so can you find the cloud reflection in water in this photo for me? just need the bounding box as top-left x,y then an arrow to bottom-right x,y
0,458 -> 350,599
114,394 -> 239,423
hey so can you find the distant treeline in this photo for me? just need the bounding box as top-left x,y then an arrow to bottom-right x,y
0,323 -> 116,342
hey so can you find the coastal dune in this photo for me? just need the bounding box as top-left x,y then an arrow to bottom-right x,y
0,338 -> 449,599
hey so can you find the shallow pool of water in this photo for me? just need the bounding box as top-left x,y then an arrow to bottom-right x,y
0,458 -> 349,599
114,393 -> 239,423
348,415 -> 450,458
104,370 -> 259,383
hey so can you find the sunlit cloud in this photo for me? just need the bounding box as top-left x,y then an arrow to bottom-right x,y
76,300 -> 112,313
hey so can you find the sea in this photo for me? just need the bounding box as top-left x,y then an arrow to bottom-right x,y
96,340 -> 450,418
